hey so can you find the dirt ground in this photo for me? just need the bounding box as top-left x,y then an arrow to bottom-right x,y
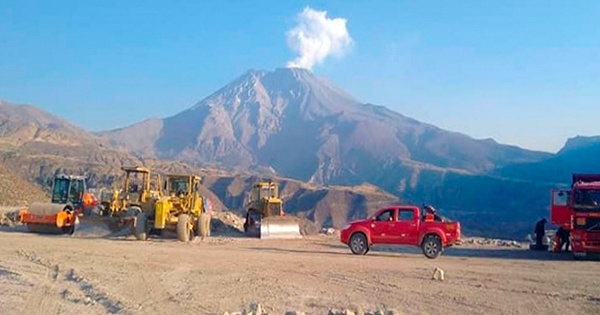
0,231 -> 599,315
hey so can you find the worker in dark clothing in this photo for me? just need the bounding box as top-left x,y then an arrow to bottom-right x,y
556,227 -> 570,252
534,218 -> 547,247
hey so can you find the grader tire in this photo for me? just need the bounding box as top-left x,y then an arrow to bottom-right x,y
198,213 -> 211,238
177,214 -> 192,242
134,213 -> 148,241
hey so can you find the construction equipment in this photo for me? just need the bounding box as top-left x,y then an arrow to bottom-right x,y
243,181 -> 301,239
99,166 -> 162,221
20,174 -> 98,234
133,174 -> 212,242
551,174 -> 600,259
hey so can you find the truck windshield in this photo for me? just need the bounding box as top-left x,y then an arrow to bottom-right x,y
573,189 -> 600,211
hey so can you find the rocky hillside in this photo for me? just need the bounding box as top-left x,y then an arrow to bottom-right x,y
0,160 -> 47,206
201,173 -> 397,228
497,136 -> 600,183
0,99 -> 400,232
101,68 -> 550,185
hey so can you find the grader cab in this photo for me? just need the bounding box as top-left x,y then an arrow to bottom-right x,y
243,181 -> 301,239
133,174 -> 212,242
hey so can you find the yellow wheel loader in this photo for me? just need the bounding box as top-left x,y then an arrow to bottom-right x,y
133,174 -> 212,242
243,181 -> 301,239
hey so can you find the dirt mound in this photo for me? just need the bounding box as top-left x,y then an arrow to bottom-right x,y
0,160 -> 47,206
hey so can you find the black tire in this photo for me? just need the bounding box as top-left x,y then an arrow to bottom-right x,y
422,234 -> 443,259
197,213 -> 210,238
134,213 -> 148,241
349,233 -> 369,255
177,214 -> 192,242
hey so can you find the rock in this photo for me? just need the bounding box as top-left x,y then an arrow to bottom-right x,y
250,302 -> 263,315
432,267 -> 445,281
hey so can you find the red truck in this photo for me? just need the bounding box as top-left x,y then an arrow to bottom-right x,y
551,174 -> 600,259
340,205 -> 461,259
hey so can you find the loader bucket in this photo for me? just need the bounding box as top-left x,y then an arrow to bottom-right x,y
259,216 -> 301,239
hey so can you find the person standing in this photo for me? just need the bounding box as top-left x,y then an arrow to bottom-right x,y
556,227 -> 570,252
534,218 -> 547,247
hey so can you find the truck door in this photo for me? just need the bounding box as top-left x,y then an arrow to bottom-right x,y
370,209 -> 395,244
391,208 -> 419,244
551,190 -> 572,230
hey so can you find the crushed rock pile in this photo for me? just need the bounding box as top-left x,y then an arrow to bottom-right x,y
221,302 -> 402,315
0,207 -> 22,227
462,238 -> 523,248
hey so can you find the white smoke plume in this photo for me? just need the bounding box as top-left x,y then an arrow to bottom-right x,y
286,7 -> 353,70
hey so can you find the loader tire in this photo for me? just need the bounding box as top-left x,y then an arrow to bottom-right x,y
177,214 -> 192,242
134,213 -> 148,241
198,213 -> 211,238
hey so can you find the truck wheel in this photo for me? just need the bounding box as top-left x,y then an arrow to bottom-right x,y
422,234 -> 442,259
349,233 -> 369,255
197,213 -> 211,238
177,214 -> 192,242
134,213 -> 148,241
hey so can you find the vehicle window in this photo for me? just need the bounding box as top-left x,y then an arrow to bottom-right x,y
52,179 -> 70,203
169,178 -> 189,194
375,210 -> 394,222
397,210 -> 414,221
69,180 -> 85,203
553,191 -> 568,206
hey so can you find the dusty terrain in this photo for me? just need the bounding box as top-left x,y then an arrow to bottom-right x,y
0,231 -> 599,315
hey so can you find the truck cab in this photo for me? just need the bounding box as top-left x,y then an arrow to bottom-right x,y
340,205 -> 461,259
551,174 -> 600,258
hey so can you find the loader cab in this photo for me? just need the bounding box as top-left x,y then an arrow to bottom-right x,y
249,182 -> 283,217
51,175 -> 86,205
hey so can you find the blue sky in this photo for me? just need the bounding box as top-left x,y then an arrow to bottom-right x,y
1,0 -> 599,152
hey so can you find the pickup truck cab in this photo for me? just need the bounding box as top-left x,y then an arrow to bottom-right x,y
340,205 -> 461,258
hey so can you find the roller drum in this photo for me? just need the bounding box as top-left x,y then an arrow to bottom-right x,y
27,203 -> 72,216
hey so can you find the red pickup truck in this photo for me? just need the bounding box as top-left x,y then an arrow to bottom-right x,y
340,205 -> 461,258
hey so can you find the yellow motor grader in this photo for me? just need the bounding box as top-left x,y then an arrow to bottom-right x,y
101,166 -> 163,216
243,181 -> 300,239
133,174 -> 212,242
87,166 -> 163,233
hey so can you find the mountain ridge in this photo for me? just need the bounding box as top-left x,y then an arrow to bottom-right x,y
100,67 -> 550,185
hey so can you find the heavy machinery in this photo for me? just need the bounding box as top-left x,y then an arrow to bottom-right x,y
133,174 -> 212,242
20,174 -> 98,234
243,181 -> 301,239
551,174 -> 600,259
99,166 -> 162,221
